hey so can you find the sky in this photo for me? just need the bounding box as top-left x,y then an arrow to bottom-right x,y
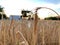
0,0 -> 60,18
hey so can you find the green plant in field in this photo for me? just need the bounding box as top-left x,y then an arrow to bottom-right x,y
44,17 -> 60,20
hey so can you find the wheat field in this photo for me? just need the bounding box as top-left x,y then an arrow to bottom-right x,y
0,20 -> 60,45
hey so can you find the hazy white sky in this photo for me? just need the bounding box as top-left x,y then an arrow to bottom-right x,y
0,0 -> 60,18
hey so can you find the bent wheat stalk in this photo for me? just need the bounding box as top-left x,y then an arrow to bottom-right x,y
16,31 -> 29,45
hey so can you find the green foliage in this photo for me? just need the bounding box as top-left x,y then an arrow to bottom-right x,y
44,17 -> 60,20
0,6 -> 3,12
0,6 -> 8,19
0,14 -> 8,19
0,8 -> 3,12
